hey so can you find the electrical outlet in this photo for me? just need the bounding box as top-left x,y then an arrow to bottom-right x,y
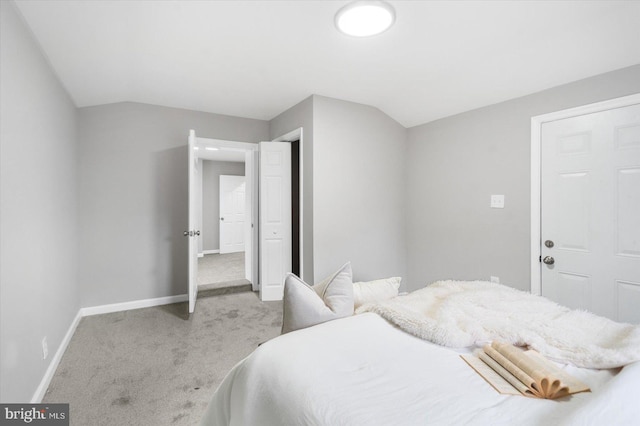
490,276 -> 500,284
490,195 -> 505,209
42,337 -> 48,360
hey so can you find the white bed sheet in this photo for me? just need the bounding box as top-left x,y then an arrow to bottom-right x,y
201,313 -> 640,426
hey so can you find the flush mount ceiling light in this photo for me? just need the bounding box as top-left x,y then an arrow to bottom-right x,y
335,1 -> 395,37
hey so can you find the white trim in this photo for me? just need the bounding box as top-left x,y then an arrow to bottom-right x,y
81,294 -> 188,317
195,137 -> 258,152
31,310 -> 83,403
530,93 -> 640,295
273,127 -> 305,281
31,293 -> 189,401
530,118 -> 542,295
201,249 -> 220,255
273,127 -> 303,142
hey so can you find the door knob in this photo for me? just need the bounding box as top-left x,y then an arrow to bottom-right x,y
220,217 -> 224,221
544,240 -> 554,248
195,230 -> 201,236
183,231 -> 189,237
543,256 -> 555,265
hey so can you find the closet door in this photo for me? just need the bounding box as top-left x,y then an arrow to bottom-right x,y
259,142 -> 291,301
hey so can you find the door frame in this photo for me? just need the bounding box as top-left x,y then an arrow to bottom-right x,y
273,127 -> 305,281
191,129 -> 305,295
194,135 -> 259,289
529,93 -> 640,295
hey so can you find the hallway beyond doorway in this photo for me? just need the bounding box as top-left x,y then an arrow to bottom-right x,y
198,252 -> 249,290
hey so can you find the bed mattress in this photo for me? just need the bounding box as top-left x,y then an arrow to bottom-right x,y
201,313 -> 639,426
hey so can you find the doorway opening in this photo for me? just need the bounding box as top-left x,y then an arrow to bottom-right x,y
190,136 -> 258,304
273,127 -> 305,283
187,129 -> 305,311
197,158 -> 250,293
291,139 -> 300,277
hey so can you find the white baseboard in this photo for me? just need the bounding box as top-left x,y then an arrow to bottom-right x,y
31,310 -> 83,403
202,249 -> 219,255
31,293 -> 188,402
82,294 -> 189,317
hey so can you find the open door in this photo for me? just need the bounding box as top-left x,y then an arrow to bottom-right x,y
259,141 -> 292,301
187,130 -> 199,314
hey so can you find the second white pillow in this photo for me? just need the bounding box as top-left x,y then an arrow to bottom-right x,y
353,277 -> 401,309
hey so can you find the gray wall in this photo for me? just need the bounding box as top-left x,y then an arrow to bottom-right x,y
0,2 -> 80,402
78,102 -> 268,307
313,96 -> 408,285
2,2 -> 637,401
405,64 -> 640,292
202,160 -> 245,252
269,96 -> 315,282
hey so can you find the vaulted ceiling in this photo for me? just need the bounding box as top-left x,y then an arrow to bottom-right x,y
14,0 -> 640,127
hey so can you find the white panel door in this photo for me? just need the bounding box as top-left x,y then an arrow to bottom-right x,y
541,103 -> 640,323
219,175 -> 246,254
259,142 -> 292,301
187,130 -> 199,314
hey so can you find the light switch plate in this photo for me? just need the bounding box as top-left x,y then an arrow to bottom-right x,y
491,194 -> 505,208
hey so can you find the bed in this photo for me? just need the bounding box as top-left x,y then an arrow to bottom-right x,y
201,280 -> 640,426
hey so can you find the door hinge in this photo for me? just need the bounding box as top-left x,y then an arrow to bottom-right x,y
539,255 -> 542,263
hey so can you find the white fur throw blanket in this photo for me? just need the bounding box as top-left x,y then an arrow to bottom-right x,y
356,280 -> 640,369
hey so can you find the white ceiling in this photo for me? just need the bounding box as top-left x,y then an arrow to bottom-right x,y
14,0 -> 640,128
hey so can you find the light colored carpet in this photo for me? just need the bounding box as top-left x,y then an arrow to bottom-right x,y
198,252 -> 249,289
43,291 -> 282,426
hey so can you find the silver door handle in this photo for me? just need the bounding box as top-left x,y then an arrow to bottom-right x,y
195,230 -> 201,236
543,256 -> 555,265
183,231 -> 189,237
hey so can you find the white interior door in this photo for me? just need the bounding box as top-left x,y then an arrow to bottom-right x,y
541,103 -> 640,323
259,141 -> 292,301
219,175 -> 246,254
187,130 -> 199,314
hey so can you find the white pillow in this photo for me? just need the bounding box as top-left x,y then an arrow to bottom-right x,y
353,277 -> 401,309
281,262 -> 354,334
